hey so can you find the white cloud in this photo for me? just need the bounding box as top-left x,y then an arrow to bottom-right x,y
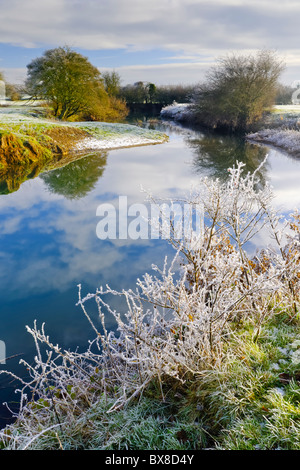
0,133 -> 200,296
1,67 -> 27,84
0,0 -> 298,52
102,62 -> 210,86
0,0 -> 299,84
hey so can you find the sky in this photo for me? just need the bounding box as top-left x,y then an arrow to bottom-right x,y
0,0 -> 299,87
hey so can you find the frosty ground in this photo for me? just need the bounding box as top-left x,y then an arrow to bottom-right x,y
0,105 -> 168,152
160,102 -> 300,157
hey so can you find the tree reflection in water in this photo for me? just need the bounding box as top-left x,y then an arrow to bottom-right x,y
186,131 -> 269,186
0,150 -> 108,197
40,151 -> 108,199
0,160 -> 45,195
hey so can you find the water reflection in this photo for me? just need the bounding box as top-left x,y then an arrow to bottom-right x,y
0,160 -> 46,195
0,149 -> 108,197
40,151 -> 107,199
187,131 -> 269,185
0,120 -> 300,428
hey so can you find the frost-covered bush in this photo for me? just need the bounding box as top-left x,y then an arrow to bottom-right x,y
160,102 -> 194,122
1,159 -> 300,450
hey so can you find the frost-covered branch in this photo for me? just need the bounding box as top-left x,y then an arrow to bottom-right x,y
1,158 -> 300,449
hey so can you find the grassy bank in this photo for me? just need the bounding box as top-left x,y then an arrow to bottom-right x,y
159,103 -> 300,157
246,106 -> 300,157
1,160 -> 300,450
1,315 -> 299,450
0,107 -> 168,193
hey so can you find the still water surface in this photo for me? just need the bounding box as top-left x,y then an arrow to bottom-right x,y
0,120 -> 300,426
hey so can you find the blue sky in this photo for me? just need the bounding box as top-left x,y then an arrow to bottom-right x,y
0,0 -> 299,86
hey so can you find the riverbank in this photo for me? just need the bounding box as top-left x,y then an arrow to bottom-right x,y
0,108 -> 168,155
160,103 -> 300,157
1,159 -> 300,450
0,107 -> 168,193
246,128 -> 300,157
246,106 -> 300,156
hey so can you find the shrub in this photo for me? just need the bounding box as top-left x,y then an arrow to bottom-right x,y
1,158 -> 300,449
192,50 -> 284,131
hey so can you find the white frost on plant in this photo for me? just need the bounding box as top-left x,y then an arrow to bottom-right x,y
0,110 -> 168,151
74,134 -> 165,151
160,102 -> 194,122
270,363 -> 280,370
291,350 -> 300,365
247,128 -> 300,155
1,158 -> 300,449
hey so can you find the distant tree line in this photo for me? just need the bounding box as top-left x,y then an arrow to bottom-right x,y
0,71 -> 22,101
274,83 -> 295,105
102,50 -> 289,131
116,81 -> 195,106
100,72 -> 195,107
1,46 -> 294,129
22,47 -> 197,121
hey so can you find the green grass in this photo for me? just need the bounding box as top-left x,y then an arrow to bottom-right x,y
2,313 -> 300,450
0,107 -> 168,194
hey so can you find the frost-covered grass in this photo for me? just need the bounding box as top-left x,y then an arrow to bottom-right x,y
0,107 -> 168,193
0,111 -> 168,151
160,102 -> 300,157
1,160 -> 300,450
247,128 -> 300,156
0,113 -> 61,140
1,316 -> 299,450
244,105 -> 300,155
69,121 -> 168,150
273,105 -> 300,114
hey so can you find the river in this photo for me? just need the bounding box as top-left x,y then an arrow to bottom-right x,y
0,119 -> 300,427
